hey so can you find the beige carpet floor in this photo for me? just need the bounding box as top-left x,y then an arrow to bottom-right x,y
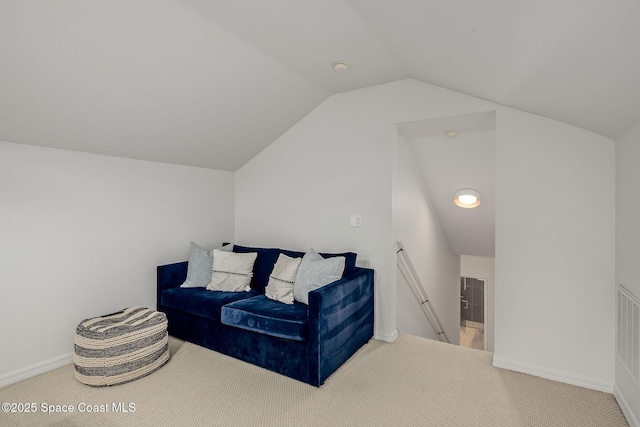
0,334 -> 629,427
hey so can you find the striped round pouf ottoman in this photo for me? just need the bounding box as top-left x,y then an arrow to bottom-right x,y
73,306 -> 170,387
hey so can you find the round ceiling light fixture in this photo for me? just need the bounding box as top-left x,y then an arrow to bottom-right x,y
454,188 -> 481,208
445,130 -> 459,138
333,61 -> 349,72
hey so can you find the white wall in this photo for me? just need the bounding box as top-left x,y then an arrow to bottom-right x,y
494,107 -> 615,392
615,121 -> 640,426
0,141 -> 235,385
393,132 -> 460,344
235,78 -> 497,341
460,255 -> 495,351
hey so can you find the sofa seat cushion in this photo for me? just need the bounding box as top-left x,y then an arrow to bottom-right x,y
161,288 -> 261,322
221,295 -> 309,342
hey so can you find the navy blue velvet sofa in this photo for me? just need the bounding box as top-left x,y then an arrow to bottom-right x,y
156,245 -> 374,387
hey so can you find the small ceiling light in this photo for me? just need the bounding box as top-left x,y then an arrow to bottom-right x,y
454,189 -> 481,208
333,62 -> 349,72
445,130 -> 459,138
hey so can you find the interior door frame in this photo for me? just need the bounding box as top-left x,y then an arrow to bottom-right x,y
460,275 -> 488,351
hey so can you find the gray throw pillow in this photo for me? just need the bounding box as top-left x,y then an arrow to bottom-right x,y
293,248 -> 345,305
181,242 -> 232,288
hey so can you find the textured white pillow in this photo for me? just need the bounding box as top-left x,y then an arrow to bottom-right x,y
265,254 -> 302,304
293,249 -> 345,305
206,249 -> 257,292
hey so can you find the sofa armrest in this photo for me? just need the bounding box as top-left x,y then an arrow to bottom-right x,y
307,267 -> 374,386
156,261 -> 188,310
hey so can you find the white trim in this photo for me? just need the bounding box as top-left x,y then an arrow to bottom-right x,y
481,278 -> 487,351
614,383 -> 640,427
492,356 -> 614,393
0,353 -> 73,388
375,329 -> 399,343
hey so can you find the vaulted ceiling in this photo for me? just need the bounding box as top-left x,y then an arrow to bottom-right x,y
2,1 -> 640,171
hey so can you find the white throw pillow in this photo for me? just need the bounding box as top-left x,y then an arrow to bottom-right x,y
206,249 -> 257,292
265,254 -> 302,304
293,248 -> 345,305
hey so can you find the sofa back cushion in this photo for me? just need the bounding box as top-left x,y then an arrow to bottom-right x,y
232,245 -> 357,290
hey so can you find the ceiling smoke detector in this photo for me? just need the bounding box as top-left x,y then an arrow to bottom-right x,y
333,62 -> 349,72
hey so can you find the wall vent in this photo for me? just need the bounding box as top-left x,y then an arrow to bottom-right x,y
617,284 -> 640,386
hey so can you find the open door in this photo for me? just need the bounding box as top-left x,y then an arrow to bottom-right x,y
460,277 -> 485,350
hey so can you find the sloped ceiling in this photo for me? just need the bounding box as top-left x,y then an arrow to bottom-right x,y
1,1 -> 640,171
399,112 -> 496,257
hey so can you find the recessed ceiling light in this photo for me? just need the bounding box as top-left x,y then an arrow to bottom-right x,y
333,62 -> 349,72
445,130 -> 459,138
454,189 -> 481,208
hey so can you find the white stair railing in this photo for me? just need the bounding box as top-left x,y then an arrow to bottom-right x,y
396,240 -> 450,343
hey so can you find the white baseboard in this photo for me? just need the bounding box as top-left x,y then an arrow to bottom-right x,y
492,356 -> 614,393
374,329 -> 399,342
0,353 -> 73,389
614,384 -> 640,427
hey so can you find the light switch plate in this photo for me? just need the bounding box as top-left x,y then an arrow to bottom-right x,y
350,214 -> 362,227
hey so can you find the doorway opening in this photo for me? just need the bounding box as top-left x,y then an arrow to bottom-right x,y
460,277 -> 485,350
